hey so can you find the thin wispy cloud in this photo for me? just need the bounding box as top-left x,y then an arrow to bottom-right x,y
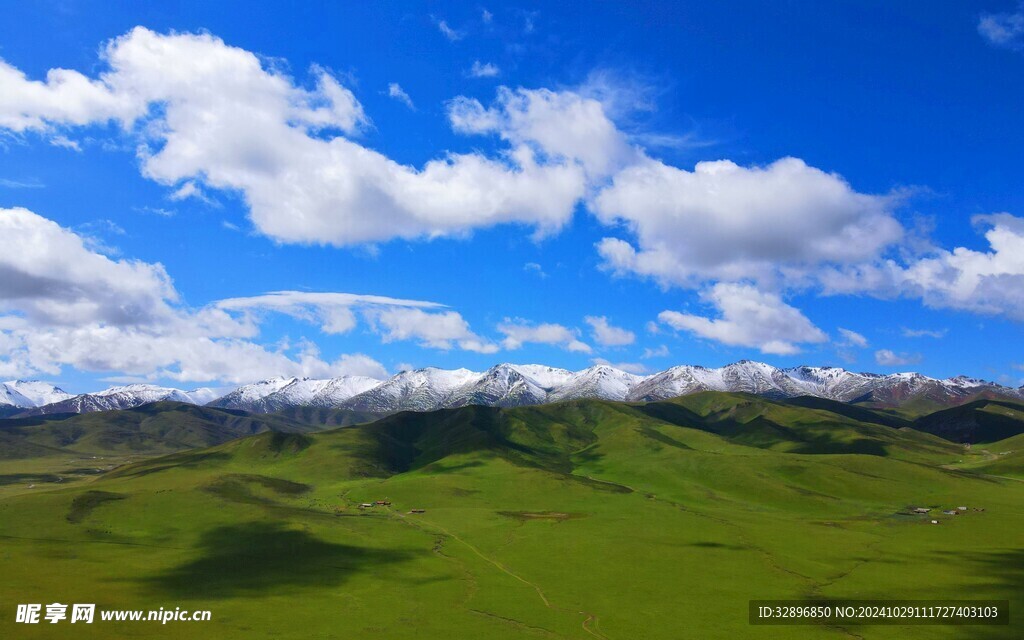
875,349 -> 923,367
979,5 -> 1024,50
837,328 -> 868,348
468,61 -> 500,78
133,206 -> 176,218
523,262 -> 547,278
386,83 -> 415,110
641,345 -> 669,359
0,177 -> 44,189
434,18 -> 463,41
901,328 -> 947,339
49,135 -> 81,151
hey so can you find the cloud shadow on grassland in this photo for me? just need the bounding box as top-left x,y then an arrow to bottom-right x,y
141,521 -> 417,598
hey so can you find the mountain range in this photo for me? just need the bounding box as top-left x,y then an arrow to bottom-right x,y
4,361 -> 1023,419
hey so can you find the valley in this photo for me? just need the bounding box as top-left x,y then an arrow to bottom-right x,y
0,392 -> 1021,638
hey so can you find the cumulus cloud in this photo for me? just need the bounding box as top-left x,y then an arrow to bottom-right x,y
0,28 -> 586,246
6,27 -> 1024,331
468,61 -> 500,78
0,207 -> 179,327
364,307 -> 498,353
497,319 -> 591,353
821,214 -> 1024,320
584,315 -> 635,346
0,208 -> 507,383
448,85 -> 638,180
657,283 -> 828,355
594,157 -> 904,287
979,6 -> 1024,50
875,349 -> 922,367
387,82 -> 415,109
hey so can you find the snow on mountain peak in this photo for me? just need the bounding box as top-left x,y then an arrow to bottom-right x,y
1,380 -> 73,408
8,361 -> 1023,417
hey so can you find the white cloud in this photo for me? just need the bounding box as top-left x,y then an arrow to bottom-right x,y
482,9 -> 493,24
591,358 -> 647,374
364,307 -> 498,353
0,207 -> 432,384
49,135 -> 81,151
641,344 -> 669,359
330,353 -> 389,379
837,328 -> 868,348
822,214 -> 1024,320
584,315 -> 635,346
523,262 -> 547,278
8,27 -> 1024,330
0,57 -> 141,131
216,291 -> 441,334
0,177 -> 44,189
658,283 -> 828,355
217,291 -> 498,353
874,349 -> 922,367
901,327 -> 947,339
435,19 -> 463,41
0,207 -> 179,327
168,180 -> 214,204
594,157 -> 904,287
497,318 -> 591,353
448,86 -> 638,180
979,7 -> 1024,50
387,83 -> 415,110
468,61 -> 500,78
0,28 -> 586,246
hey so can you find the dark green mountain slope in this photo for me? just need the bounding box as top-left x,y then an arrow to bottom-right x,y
912,398 -> 1024,444
0,401 -> 319,459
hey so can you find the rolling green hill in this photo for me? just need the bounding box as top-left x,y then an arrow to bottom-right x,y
0,394 -> 1022,639
912,398 -> 1024,444
0,401 -> 319,459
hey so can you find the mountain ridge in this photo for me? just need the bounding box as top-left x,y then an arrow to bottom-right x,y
7,361 -> 1023,418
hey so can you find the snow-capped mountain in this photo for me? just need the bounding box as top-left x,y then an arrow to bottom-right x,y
8,361 -> 1024,418
0,384 -> 34,410
1,380 -> 74,408
340,368 -> 478,412
549,365 -> 643,402
1,381 -> 73,416
442,364 -> 550,408
18,384 -> 218,416
209,376 -> 382,412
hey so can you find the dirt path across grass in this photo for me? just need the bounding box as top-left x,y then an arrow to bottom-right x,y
390,508 -> 610,639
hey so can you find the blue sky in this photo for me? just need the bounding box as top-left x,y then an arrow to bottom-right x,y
1,1 -> 1024,393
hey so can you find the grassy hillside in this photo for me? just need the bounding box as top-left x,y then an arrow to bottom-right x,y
0,394 -> 1021,639
0,401 -> 319,460
912,398 -> 1024,444
267,405 -> 387,427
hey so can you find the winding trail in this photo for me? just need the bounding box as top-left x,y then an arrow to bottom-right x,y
389,508 -> 609,639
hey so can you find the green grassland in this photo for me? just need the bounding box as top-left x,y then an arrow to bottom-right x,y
0,393 -> 1022,639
